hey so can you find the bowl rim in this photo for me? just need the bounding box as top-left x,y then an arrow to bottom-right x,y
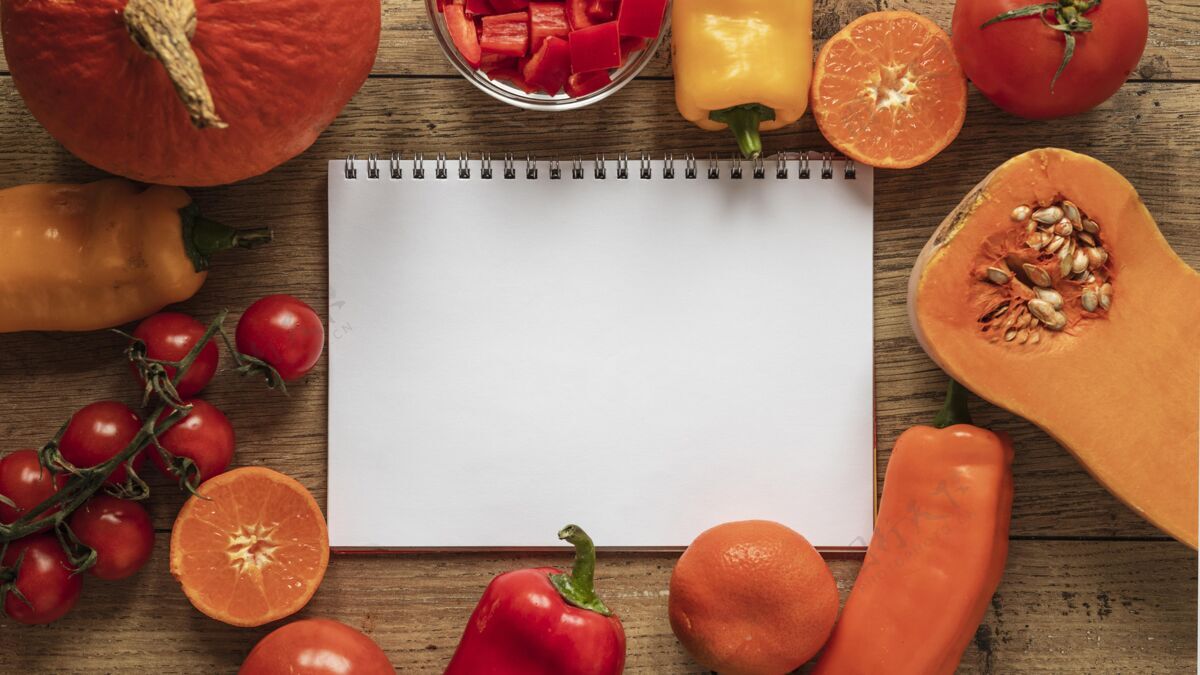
425,0 -> 672,111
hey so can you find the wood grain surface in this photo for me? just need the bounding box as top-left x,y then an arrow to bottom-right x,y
0,0 -> 1197,672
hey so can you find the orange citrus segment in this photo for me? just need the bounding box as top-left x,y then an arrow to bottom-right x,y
812,11 -> 967,169
169,466 -> 329,627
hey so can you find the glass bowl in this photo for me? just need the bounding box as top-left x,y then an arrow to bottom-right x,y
426,0 -> 671,111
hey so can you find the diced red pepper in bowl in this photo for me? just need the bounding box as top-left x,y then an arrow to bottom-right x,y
565,70 -> 612,97
480,11 -> 530,57
565,0 -> 594,31
523,36 -> 573,94
570,21 -> 620,73
616,0 -> 669,39
586,0 -> 617,21
619,36 -> 647,65
445,4 -> 482,68
529,2 -> 570,53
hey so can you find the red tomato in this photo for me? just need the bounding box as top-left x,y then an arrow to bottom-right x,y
131,312 -> 219,398
68,494 -> 154,580
0,449 -> 67,526
952,0 -> 1148,119
239,618 -> 395,675
236,295 -> 325,382
152,399 -> 236,483
1,535 -> 83,625
59,401 -> 145,485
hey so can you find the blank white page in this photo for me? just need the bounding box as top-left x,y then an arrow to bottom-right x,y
328,157 -> 874,549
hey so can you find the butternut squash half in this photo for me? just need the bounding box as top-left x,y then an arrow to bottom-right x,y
908,148 -> 1200,547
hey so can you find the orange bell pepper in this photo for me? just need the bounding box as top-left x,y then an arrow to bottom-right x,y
813,380 -> 1014,675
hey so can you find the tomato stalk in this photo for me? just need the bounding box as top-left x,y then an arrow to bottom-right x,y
981,0 -> 1102,91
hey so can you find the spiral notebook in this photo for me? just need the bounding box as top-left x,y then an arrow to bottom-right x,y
328,152 -> 875,550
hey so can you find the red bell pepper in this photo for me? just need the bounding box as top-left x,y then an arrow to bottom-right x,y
616,0 -> 667,39
565,0 -> 594,31
444,4 -> 483,68
523,35 -> 572,94
586,0 -> 617,21
565,70 -> 611,97
619,36 -> 647,65
529,2 -> 570,53
487,66 -> 538,93
480,11 -> 530,57
445,525 -> 626,675
569,21 -> 620,73
489,0 -> 529,11
464,0 -> 493,17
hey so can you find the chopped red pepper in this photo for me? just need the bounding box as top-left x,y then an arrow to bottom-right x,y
445,4 -> 483,68
586,0 -> 617,21
445,525 -> 626,675
569,21 -> 620,74
523,35 -> 572,94
619,36 -> 647,65
565,0 -> 594,31
464,0 -> 493,16
487,66 -> 538,93
565,70 -> 612,97
529,2 -> 570,53
480,52 -> 518,70
488,0 -> 529,11
480,11 -> 530,57
616,0 -> 667,39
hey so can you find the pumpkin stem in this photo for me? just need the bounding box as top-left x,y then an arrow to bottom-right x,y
933,378 -> 974,428
123,0 -> 227,129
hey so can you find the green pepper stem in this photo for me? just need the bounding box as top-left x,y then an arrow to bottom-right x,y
932,378 -> 973,428
179,203 -> 272,272
548,524 -> 612,616
709,104 -> 776,159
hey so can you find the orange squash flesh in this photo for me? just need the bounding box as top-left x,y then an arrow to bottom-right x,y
909,148 -> 1200,548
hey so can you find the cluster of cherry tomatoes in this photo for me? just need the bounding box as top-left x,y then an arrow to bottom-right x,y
0,295 -> 324,625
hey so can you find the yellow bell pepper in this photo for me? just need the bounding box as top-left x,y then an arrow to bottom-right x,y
672,0 -> 814,158
0,179 -> 270,333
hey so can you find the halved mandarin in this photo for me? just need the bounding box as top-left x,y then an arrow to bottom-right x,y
812,11 -> 967,169
169,466 -> 329,627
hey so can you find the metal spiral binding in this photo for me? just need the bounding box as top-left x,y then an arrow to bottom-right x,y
344,151 -> 856,180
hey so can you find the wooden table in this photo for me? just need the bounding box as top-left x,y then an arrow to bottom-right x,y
1,1 -> 1197,672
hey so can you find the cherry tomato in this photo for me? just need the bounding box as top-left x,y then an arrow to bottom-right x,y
239,618 -> 395,675
952,0 -> 1148,119
1,534 -> 83,625
59,401 -> 144,485
152,399 -> 236,483
0,449 -> 67,527
236,295 -> 325,382
131,312 -> 219,398
68,494 -> 154,580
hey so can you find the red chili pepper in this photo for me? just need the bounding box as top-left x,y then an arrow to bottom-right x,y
570,21 -> 620,73
565,0 -> 594,31
586,0 -> 617,21
566,70 -> 612,97
523,35 -> 573,94
444,4 -> 482,67
616,0 -> 668,39
480,11 -> 530,57
445,525 -> 626,675
530,1 -> 570,53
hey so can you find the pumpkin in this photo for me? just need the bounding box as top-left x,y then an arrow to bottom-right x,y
908,148 -> 1200,548
0,0 -> 379,186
